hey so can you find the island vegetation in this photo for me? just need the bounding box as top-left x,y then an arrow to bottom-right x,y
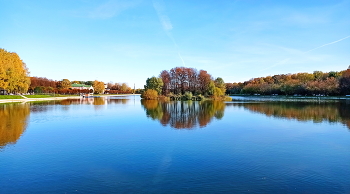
142,67 -> 231,101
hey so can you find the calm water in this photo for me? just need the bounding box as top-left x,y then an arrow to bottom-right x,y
1,95 -> 350,193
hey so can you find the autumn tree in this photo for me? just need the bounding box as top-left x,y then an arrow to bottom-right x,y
214,77 -> 226,95
197,70 -> 212,94
158,67 -> 213,95
141,89 -> 158,100
121,83 -> 130,92
160,70 -> 171,95
60,79 -> 71,89
0,48 -> 30,93
93,80 -> 105,94
339,70 -> 350,95
107,82 -> 114,89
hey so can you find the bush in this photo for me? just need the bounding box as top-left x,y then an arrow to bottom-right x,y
196,94 -> 205,101
225,96 -> 232,101
141,89 -> 158,100
182,92 -> 193,101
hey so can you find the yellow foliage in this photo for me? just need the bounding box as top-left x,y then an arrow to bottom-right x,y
0,48 -> 30,93
141,89 -> 158,99
0,104 -> 30,147
93,80 -> 105,94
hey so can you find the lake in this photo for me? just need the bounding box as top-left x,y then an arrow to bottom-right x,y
1,95 -> 350,193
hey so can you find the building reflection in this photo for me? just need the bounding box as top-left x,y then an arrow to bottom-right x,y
141,100 -> 225,129
227,102 -> 350,129
0,103 -> 30,148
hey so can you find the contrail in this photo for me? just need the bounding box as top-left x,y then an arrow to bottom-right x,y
262,35 -> 350,71
153,0 -> 186,66
304,35 -> 350,53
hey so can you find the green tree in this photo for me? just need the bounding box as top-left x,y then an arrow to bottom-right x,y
214,77 -> 226,94
207,80 -> 216,95
144,77 -> 163,94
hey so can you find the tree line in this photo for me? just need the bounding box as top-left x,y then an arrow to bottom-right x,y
1,48 -> 137,95
226,69 -> 350,96
29,77 -> 135,95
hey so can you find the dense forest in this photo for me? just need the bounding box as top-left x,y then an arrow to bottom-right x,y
226,69 -> 350,96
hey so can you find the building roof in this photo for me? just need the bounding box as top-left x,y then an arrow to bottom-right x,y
71,84 -> 92,87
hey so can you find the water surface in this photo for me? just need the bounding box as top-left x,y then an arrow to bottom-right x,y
1,95 -> 350,193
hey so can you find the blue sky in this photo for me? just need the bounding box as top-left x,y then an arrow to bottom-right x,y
1,0 -> 349,88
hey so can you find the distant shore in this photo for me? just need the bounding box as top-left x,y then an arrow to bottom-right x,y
230,95 -> 350,102
0,94 -> 140,104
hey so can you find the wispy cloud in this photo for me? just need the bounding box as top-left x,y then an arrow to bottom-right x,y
152,0 -> 173,31
262,35 -> 350,71
152,0 -> 185,66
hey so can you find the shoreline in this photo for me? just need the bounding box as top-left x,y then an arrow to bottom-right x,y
0,94 -> 140,104
230,95 -> 350,102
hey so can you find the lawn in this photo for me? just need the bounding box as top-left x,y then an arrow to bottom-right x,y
0,95 -> 24,99
24,95 -> 52,98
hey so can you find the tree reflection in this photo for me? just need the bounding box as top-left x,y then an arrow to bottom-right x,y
141,100 -> 225,129
0,103 -> 30,148
227,102 -> 350,129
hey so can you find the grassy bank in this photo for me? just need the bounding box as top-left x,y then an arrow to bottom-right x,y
24,95 -> 52,98
0,95 -> 24,99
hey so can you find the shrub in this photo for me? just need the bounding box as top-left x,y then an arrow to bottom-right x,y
141,89 -> 158,100
225,96 -> 232,101
196,94 -> 205,101
182,92 -> 193,101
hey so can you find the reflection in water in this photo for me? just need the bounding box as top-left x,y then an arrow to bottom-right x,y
58,97 -> 129,106
227,102 -> 350,129
29,97 -> 130,109
0,97 -> 131,148
0,103 -> 30,148
141,100 -> 225,129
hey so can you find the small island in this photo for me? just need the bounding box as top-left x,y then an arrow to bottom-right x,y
141,67 -> 231,101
